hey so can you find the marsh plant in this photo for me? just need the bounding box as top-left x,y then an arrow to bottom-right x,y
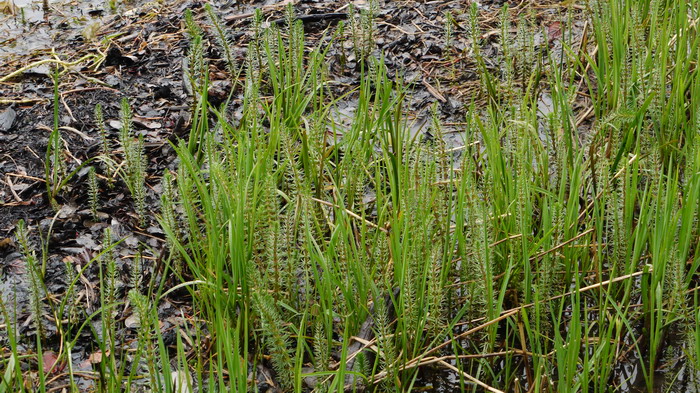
2,0 -> 700,392
45,68 -> 66,210
117,98 -> 148,227
44,68 -> 99,210
347,0 -> 377,64
88,166 -> 100,220
156,2 -> 700,391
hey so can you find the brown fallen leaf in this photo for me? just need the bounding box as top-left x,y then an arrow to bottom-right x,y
42,351 -> 65,375
0,237 -> 15,250
547,21 -> 563,44
88,350 -> 109,364
422,78 -> 446,103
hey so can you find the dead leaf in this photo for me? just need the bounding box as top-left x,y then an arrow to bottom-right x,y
88,350 -> 108,364
422,78 -> 446,103
0,237 -> 14,250
547,21 -> 563,43
42,351 -> 64,374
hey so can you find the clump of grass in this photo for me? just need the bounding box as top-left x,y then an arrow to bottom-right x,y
117,98 -> 148,226
205,3 -> 241,92
62,258 -> 79,323
45,68 -> 65,210
44,68 -> 98,210
88,166 -> 100,220
15,220 -> 48,390
252,284 -> 294,389
159,170 -> 183,276
127,289 -> 160,391
443,11 -> 454,53
99,228 -> 118,353
347,0 -> 377,64
45,128 -> 65,210
94,103 -> 110,160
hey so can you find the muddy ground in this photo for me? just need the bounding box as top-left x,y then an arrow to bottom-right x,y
0,0 -> 597,391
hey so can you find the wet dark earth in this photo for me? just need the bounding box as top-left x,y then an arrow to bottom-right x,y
1,0 -> 698,391
1,1 -> 194,389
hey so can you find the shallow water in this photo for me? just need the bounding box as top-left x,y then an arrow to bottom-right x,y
0,0 -> 111,61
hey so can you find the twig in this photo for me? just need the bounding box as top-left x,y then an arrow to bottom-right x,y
36,124 -> 95,142
529,227 -> 595,261
422,78 -> 446,102
270,13 -> 347,26
60,93 -> 77,123
0,98 -> 47,105
4,172 -> 45,183
5,175 -> 22,202
0,54 -> 99,83
459,267 -> 652,328
310,197 -> 388,233
61,86 -> 120,96
437,360 -> 505,393
370,349 -> 531,384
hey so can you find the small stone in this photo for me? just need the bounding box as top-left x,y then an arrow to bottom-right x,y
0,106 -> 16,132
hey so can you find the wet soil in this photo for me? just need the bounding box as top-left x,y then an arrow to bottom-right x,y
1,0 -> 200,389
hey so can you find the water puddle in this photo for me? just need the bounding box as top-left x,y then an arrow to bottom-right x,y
1,0 -> 118,62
